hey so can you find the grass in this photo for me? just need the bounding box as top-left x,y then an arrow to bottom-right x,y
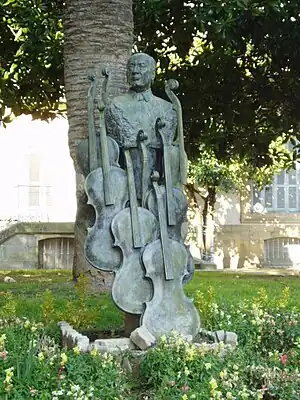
0,269 -> 123,329
0,269 -> 299,331
186,271 -> 300,307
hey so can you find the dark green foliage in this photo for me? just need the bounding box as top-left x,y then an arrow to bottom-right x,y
0,0 -> 64,124
134,0 -> 300,165
2,0 -> 300,167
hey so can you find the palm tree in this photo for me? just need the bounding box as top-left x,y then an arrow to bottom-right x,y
64,0 -> 133,290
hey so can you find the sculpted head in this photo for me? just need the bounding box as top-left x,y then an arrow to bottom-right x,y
127,53 -> 156,92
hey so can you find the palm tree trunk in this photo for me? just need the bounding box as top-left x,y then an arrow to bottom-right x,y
64,0 -> 133,290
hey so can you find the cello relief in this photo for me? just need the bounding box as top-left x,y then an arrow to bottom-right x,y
82,52 -> 200,340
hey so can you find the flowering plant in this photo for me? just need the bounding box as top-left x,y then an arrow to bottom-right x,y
0,318 -> 131,399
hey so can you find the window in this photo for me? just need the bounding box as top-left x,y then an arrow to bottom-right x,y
28,154 -> 40,182
28,186 -> 40,207
264,238 -> 300,266
253,168 -> 300,213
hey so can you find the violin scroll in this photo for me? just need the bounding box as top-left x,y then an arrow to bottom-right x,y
165,79 -> 179,91
137,129 -> 148,142
155,118 -> 166,132
151,170 -> 160,183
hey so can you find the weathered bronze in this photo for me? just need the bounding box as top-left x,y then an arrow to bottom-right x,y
83,53 -> 200,339
84,71 -> 129,271
141,173 -> 200,339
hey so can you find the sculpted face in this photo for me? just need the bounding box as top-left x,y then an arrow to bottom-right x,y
127,53 -> 156,92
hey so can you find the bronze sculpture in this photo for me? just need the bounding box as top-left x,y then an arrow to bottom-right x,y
78,53 -> 200,340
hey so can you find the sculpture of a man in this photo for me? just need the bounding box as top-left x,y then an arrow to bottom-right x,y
105,53 -> 178,199
106,52 -> 177,149
105,52 -> 194,284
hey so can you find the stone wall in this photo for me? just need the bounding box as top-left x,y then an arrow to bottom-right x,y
0,222 -> 74,269
215,222 -> 300,269
194,185 -> 300,270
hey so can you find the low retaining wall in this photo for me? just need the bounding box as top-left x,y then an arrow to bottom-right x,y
0,222 -> 74,269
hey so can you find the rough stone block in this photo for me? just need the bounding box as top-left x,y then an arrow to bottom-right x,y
224,331 -> 238,348
130,326 -> 156,350
92,338 -> 136,354
75,337 -> 90,352
215,330 -> 226,342
58,321 -> 90,352
182,334 -> 193,342
4,276 -> 16,283
122,350 -> 145,377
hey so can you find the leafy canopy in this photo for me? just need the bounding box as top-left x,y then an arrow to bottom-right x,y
134,0 -> 300,166
1,0 -> 300,172
0,0 -> 64,124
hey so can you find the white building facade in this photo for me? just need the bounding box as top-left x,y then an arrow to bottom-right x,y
0,115 -> 76,223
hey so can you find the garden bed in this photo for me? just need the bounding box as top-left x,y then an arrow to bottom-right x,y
0,270 -> 299,398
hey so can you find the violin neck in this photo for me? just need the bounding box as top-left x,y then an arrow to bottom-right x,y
88,79 -> 98,173
124,150 -> 143,248
99,106 -> 113,205
137,133 -> 149,206
164,82 -> 187,186
156,120 -> 175,226
153,181 -> 174,281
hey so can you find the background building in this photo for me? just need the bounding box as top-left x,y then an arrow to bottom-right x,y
0,115 -> 76,223
0,116 -> 76,269
205,165 -> 300,270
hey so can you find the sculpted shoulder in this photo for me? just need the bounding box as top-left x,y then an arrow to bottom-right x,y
152,95 -> 175,113
108,92 -> 133,109
107,92 -> 175,111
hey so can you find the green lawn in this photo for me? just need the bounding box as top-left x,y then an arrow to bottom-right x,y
0,269 -> 299,331
186,271 -> 300,306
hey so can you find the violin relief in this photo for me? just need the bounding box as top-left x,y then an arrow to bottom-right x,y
80,53 -> 200,340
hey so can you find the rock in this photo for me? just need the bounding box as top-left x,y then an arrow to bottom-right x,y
75,337 -> 90,352
224,331 -> 238,348
4,276 -> 16,283
58,321 -> 138,355
215,330 -> 226,342
213,330 -> 238,348
130,326 -> 156,350
122,350 -> 145,377
195,329 -> 217,343
196,329 -> 238,348
58,321 -> 90,352
91,338 -> 136,354
182,334 -> 193,342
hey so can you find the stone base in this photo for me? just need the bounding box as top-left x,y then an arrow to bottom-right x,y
58,321 -> 238,376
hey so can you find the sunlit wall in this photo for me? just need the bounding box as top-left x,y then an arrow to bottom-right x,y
0,115 -> 76,222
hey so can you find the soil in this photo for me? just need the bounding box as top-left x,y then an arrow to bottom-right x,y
79,328 -> 127,342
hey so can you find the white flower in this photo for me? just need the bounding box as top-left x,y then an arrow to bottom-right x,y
205,363 -> 212,371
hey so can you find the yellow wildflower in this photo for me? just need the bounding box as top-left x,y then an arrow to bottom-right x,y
209,378 -> 218,391
90,347 -> 99,357
60,352 -> 68,365
73,346 -> 81,355
24,320 -> 31,328
0,334 -> 6,350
